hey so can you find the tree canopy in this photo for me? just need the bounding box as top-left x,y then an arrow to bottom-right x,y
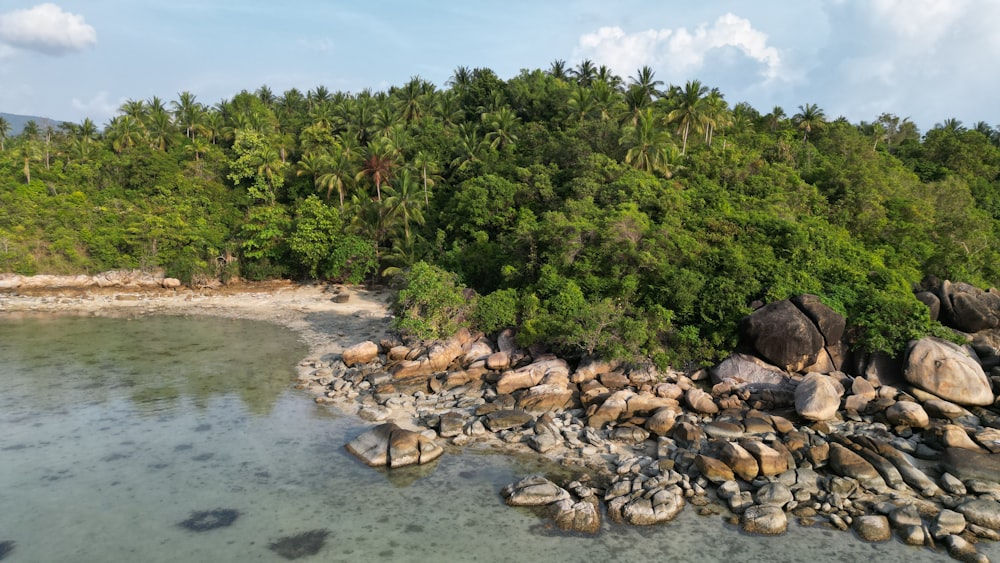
3,65 -> 1000,366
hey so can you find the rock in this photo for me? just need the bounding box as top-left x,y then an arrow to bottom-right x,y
851,376 -> 877,400
645,407 -> 679,436
740,300 -> 824,372
944,534 -> 989,563
740,504 -> 788,535
716,442 -> 759,481
484,409 -> 533,432
791,294 -> 847,345
345,423 -> 443,468
462,341 -> 494,366
958,499 -> 1000,530
501,476 -> 571,506
571,357 -> 618,384
695,455 -> 735,483
976,428 -> 1000,453
517,384 -> 574,412
885,401 -> 930,428
853,515 -> 891,542
685,388 -> 718,414
904,338 -> 993,406
916,290 -> 941,321
486,351 -> 510,371
588,390 -> 634,429
609,489 -> 685,525
710,353 -> 790,390
939,280 -> 1000,333
828,443 -> 885,490
943,447 -> 1000,482
342,341 -> 379,367
794,374 -> 842,421
609,426 -> 650,444
755,482 -> 793,507
933,509 -> 967,539
438,411 -> 466,438
741,440 -> 788,477
162,277 -> 182,288
549,498 -> 601,533
940,424 -> 986,452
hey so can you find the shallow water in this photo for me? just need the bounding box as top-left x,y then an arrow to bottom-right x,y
0,315 -> 993,562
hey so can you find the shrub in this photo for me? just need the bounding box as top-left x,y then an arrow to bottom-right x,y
472,288 -> 519,334
392,262 -> 471,340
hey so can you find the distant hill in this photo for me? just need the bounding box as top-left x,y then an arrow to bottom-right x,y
0,112 -> 64,135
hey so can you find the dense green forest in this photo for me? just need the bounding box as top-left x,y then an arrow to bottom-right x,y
2,62 -> 1000,367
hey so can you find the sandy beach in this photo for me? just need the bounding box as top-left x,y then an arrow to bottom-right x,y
0,281 -> 396,378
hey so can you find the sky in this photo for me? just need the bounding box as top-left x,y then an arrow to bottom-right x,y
0,0 -> 998,133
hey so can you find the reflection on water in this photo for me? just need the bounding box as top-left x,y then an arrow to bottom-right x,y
0,316 -> 995,562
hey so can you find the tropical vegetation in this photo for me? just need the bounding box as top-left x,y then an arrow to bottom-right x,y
2,61 -> 1000,367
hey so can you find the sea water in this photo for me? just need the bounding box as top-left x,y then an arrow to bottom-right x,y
0,315 -> 992,562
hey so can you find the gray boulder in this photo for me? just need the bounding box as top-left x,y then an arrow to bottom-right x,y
710,353 -> 790,391
794,373 -> 842,421
904,337 -> 993,406
740,300 -> 824,372
345,423 -> 443,468
939,280 -> 1000,333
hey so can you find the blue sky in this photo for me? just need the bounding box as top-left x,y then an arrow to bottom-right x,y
0,1 -> 997,133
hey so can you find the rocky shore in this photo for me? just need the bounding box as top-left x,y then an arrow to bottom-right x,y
7,271 -> 1000,561
311,279 -> 1000,563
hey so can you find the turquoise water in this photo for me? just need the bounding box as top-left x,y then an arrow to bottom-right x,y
0,315 -> 989,562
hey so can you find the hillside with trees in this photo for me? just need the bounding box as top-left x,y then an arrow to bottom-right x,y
2,61 -> 999,367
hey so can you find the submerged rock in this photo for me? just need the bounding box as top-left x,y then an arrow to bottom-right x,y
268,529 -> 330,560
177,508 -> 240,532
741,505 -> 788,535
345,423 -> 443,468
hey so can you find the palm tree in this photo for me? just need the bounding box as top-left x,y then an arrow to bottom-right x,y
14,140 -> 40,184
620,108 -> 678,177
702,90 -> 729,146
450,122 -> 488,172
394,76 -> 429,123
172,91 -> 204,139
793,103 -> 826,141
572,59 -> 598,87
356,138 -> 397,202
447,66 -> 473,90
382,168 -> 425,242
412,151 -> 440,206
628,66 -> 663,102
766,106 -> 786,132
567,86 -> 597,124
434,91 -> 464,128
106,115 -> 142,154
596,65 -> 622,89
317,148 -> 354,209
483,105 -> 520,150
591,80 -> 623,121
548,59 -> 569,81
667,80 -> 709,154
936,118 -> 965,133
0,116 -> 10,151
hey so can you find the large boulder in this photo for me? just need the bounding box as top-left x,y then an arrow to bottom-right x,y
939,281 -> 1000,333
345,423 -> 443,468
942,448 -> 1000,483
791,294 -> 846,345
501,475 -> 570,506
342,341 -> 379,367
794,373 -> 842,421
904,337 -> 993,406
740,300 -> 824,372
710,353 -> 790,391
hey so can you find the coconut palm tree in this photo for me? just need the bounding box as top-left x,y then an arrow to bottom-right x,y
172,91 -> 204,139
412,151 -> 441,206
667,80 -> 709,154
793,103 -> 826,141
356,137 -> 397,203
382,168 -> 425,242
628,66 -> 663,102
548,59 -> 570,81
317,148 -> 354,210
572,59 -> 598,87
483,105 -> 520,151
620,108 -> 679,177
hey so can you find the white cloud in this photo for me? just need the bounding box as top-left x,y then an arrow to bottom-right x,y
71,91 -> 121,121
576,13 -> 783,82
0,3 -> 96,55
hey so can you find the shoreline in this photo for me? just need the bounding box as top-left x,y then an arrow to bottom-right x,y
0,280 -> 396,381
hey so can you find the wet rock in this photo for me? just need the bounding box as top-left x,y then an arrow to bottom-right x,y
740,504 -> 788,535
269,529 -> 329,560
755,482 -> 793,507
342,341 -> 379,367
549,498 -> 601,534
932,509 -> 967,539
944,534 -> 989,563
853,515 -> 891,542
904,338 -> 993,406
958,499 -> 1000,530
794,374 -> 842,421
608,489 -> 685,526
345,423 -> 443,468
502,476 -> 570,506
